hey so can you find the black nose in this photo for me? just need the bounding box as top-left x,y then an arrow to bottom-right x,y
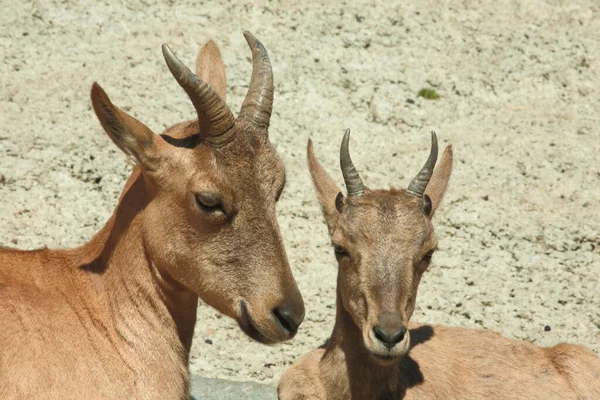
373,325 -> 407,349
273,302 -> 305,335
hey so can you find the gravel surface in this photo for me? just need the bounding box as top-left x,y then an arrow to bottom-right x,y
1,0 -> 598,386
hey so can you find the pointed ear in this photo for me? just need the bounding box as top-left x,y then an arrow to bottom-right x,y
91,83 -> 158,171
424,145 -> 453,217
196,40 -> 227,101
307,139 -> 342,230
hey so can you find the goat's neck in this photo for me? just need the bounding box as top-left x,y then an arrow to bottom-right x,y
77,167 -> 198,359
321,281 -> 402,398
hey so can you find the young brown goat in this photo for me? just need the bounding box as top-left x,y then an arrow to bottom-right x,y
0,32 -> 304,399
278,130 -> 600,400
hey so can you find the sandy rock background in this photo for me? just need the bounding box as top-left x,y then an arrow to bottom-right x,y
1,0 -> 598,385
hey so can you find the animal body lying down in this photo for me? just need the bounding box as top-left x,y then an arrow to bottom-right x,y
278,130 -> 600,400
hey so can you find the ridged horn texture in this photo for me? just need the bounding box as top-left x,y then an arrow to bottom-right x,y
238,31 -> 274,130
340,129 -> 365,197
406,131 -> 439,198
162,44 -> 235,146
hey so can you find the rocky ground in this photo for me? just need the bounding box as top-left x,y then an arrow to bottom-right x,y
1,0 -> 598,386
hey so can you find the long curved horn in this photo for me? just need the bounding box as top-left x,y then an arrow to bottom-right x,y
407,131 -> 438,198
340,129 -> 365,197
238,31 -> 274,130
162,44 -> 235,146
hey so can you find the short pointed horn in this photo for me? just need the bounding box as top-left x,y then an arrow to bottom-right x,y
407,131 -> 438,198
162,44 -> 235,146
340,129 -> 365,197
238,31 -> 274,130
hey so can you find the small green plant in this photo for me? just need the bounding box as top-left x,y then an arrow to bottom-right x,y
418,88 -> 440,100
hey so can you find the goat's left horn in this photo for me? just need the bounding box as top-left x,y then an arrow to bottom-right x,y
340,129 -> 365,197
238,31 -> 274,130
162,44 -> 235,146
406,131 -> 438,198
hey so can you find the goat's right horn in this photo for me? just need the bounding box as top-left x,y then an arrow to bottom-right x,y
340,129 -> 365,197
238,31 -> 274,130
406,131 -> 438,198
162,44 -> 235,146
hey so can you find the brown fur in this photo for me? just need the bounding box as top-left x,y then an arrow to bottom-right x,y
0,39 -> 304,399
278,138 -> 600,400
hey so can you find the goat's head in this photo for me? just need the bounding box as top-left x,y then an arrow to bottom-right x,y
90,32 -> 304,344
308,130 -> 452,363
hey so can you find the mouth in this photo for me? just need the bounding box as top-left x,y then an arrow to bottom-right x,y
238,301 -> 274,344
372,353 -> 397,361
370,352 -> 402,364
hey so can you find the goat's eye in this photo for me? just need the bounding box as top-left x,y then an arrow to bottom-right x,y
333,245 -> 350,258
195,193 -> 224,214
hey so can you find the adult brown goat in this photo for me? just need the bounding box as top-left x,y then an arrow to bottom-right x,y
278,130 -> 600,400
0,32 -> 304,399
